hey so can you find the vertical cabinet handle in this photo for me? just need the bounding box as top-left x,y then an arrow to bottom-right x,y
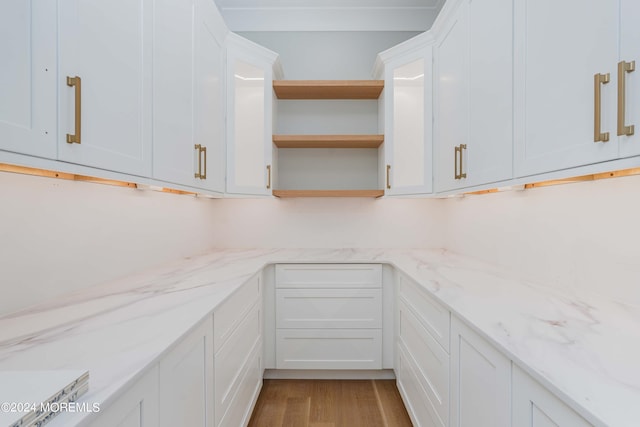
594,73 -> 610,142
454,146 -> 460,179
66,76 -> 82,144
201,146 -> 207,180
386,164 -> 391,189
618,60 -> 635,136
266,165 -> 271,189
459,144 -> 467,179
194,144 -> 202,179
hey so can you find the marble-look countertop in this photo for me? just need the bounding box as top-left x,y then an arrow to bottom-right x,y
0,249 -> 638,426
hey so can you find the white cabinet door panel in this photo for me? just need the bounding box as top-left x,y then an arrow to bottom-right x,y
0,0 -> 56,159
276,288 -> 382,329
59,0 -> 152,176
619,0 -> 640,159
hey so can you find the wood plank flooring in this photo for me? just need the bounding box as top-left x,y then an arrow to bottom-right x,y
248,379 -> 413,427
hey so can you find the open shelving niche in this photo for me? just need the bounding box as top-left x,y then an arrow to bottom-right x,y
272,80 -> 385,198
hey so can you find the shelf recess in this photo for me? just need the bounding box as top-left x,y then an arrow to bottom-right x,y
273,80 -> 384,99
272,190 -> 384,198
273,134 -> 384,149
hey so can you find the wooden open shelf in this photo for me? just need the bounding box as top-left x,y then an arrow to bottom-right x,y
272,189 -> 385,198
273,134 -> 384,149
273,80 -> 384,99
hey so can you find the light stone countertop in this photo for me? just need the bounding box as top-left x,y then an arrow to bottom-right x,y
0,248 -> 637,426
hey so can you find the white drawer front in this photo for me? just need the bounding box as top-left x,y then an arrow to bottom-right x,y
215,305 -> 261,425
276,288 -> 382,329
398,273 -> 450,352
276,329 -> 382,370
398,300 -> 449,426
275,264 -> 382,289
214,274 -> 261,353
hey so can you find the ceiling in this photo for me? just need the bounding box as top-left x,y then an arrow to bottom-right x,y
214,0 -> 446,32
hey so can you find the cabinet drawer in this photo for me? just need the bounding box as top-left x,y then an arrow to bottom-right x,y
398,300 -> 449,426
276,288 -> 382,329
214,305 -> 261,425
214,274 -> 261,353
398,273 -> 450,352
275,264 -> 382,289
276,329 -> 382,370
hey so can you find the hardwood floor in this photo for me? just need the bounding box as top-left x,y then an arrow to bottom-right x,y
248,379 -> 413,427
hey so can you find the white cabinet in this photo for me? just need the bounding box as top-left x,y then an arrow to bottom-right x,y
0,0 -> 57,159
58,0 -> 153,176
619,0 -> 640,159
513,365 -> 594,427
159,317 -> 214,427
450,315 -> 511,427
153,0 -> 226,192
376,35 -> 433,195
395,273 -> 450,427
434,0 -> 513,192
513,0 -> 620,177
87,366 -> 159,427
226,33 -> 281,196
274,264 -> 383,370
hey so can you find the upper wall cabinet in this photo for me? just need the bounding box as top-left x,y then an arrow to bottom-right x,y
153,0 -> 227,192
434,0 -> 513,193
58,0 -> 153,177
0,0 -> 57,159
375,34 -> 434,196
513,0 -> 623,177
226,34 -> 281,196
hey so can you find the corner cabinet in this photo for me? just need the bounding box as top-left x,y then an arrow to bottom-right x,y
375,33 -> 434,196
153,0 -> 227,193
225,33 -> 282,196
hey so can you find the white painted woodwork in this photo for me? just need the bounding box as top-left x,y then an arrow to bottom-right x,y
513,0 -> 619,177
619,0 -> 640,159
396,344 -> 445,427
398,300 -> 449,426
275,264 -> 383,289
450,315 -> 511,427
397,272 -> 450,352
214,304 -> 261,426
158,317 -> 214,427
0,0 -> 57,159
213,273 -> 261,353
513,365 -> 594,427
58,0 -> 152,176
276,328 -> 382,370
276,288 -> 382,329
87,366 -> 159,427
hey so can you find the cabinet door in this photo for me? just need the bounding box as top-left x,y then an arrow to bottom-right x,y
513,365 -> 593,427
514,0 -> 619,177
619,0 -> 640,159
385,48 -> 433,195
226,36 -> 275,196
0,0 -> 56,159
434,3 -> 469,192
58,0 -> 152,176
159,317 -> 214,427
451,316 -> 511,427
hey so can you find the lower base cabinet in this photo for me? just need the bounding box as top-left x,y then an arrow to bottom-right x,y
512,365 -> 593,427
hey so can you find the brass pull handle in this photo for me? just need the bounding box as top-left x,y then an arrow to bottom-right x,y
386,164 -> 391,189
201,146 -> 207,180
618,60 -> 635,136
454,146 -> 460,179
194,144 -> 202,178
594,73 -> 610,142
459,144 -> 467,179
266,165 -> 271,189
66,76 -> 81,144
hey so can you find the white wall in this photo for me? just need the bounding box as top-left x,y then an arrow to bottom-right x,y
0,172 -> 221,315
442,174 -> 640,306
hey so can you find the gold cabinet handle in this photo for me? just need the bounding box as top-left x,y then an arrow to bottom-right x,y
266,165 -> 271,189
194,144 -> 202,178
459,144 -> 467,179
66,76 -> 81,144
618,60 -> 635,136
594,73 -> 611,142
386,164 -> 391,189
454,145 -> 460,179
201,146 -> 207,180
